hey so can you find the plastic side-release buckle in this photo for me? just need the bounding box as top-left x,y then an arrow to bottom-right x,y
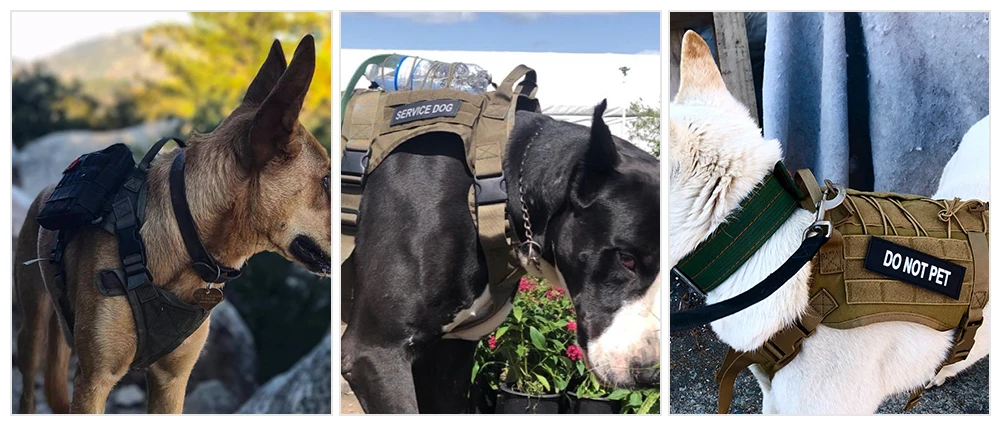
474,174 -> 507,205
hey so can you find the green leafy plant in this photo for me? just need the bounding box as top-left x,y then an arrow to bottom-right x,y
626,99 -> 660,159
471,276 -> 661,414
474,277 -> 579,395
574,369 -> 611,398
608,388 -> 661,414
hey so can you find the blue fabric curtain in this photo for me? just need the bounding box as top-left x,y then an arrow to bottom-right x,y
762,12 -> 988,195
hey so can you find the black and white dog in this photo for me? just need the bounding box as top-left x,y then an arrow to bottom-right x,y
341,100 -> 660,413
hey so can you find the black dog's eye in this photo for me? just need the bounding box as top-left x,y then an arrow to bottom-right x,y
620,252 -> 636,271
322,174 -> 330,194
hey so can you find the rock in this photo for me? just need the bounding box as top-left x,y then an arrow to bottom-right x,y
237,334 -> 331,414
188,300 -> 258,404
183,380 -> 241,414
12,368 -> 22,413
114,384 -> 145,407
13,119 -> 183,199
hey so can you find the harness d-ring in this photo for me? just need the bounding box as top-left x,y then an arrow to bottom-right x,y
520,240 -> 542,267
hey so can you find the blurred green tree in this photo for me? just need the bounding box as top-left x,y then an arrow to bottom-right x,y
12,66 -> 145,147
626,100 -> 660,159
12,66 -> 97,147
139,12 -> 332,149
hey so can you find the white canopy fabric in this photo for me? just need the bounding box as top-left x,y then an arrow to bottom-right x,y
340,49 -> 660,147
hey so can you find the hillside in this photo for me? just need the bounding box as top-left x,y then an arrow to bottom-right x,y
23,30 -> 167,101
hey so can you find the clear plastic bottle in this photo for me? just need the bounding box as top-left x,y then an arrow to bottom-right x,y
365,55 -> 491,93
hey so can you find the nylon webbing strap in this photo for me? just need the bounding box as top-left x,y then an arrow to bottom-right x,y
674,164 -> 802,294
906,230 -> 991,411
715,289 -> 838,413
340,90 -> 381,252
472,65 -> 535,290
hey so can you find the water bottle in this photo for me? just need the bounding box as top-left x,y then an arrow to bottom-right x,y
365,55 -> 491,93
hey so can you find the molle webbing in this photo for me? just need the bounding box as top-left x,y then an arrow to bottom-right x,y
339,65 -> 537,330
715,189 -> 989,413
674,162 -> 803,294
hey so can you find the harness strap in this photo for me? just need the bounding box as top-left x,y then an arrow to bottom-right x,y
470,65 -> 536,307
169,151 -> 241,283
716,289 -> 839,413
340,89 -> 381,261
794,169 -> 823,212
905,230 -> 990,410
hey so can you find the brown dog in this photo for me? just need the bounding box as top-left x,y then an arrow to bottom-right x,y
14,35 -> 332,414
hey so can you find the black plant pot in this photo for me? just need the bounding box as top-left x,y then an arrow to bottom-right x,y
568,392 -> 622,414
469,381 -> 498,414
496,383 -> 564,414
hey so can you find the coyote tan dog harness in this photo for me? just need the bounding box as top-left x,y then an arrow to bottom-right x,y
340,65 -> 538,334
672,164 -> 989,413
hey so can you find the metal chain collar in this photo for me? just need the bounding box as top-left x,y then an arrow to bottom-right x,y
516,130 -> 542,268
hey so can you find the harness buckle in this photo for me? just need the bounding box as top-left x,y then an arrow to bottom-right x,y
341,148 -> 370,177
122,254 -> 153,290
474,174 -> 508,205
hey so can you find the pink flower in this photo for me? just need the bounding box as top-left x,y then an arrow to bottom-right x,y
566,321 -> 577,332
518,277 -> 536,292
488,334 -> 497,350
566,344 -> 583,361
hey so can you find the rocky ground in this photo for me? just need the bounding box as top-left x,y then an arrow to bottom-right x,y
669,281 -> 989,414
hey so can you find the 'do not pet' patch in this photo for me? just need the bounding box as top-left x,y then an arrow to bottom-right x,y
863,237 -> 965,300
390,99 -> 462,126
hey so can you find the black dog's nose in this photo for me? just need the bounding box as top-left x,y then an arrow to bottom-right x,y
630,362 -> 660,388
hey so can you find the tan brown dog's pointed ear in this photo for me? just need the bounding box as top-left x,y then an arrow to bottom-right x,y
243,39 -> 287,106
248,34 -> 315,167
674,30 -> 727,104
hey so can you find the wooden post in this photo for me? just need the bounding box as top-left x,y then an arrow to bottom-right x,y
711,12 -> 759,125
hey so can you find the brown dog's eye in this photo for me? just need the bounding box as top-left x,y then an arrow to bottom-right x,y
620,252 -> 636,271
322,174 -> 330,194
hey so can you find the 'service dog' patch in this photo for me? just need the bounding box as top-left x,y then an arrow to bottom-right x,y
864,237 -> 965,300
390,99 -> 461,126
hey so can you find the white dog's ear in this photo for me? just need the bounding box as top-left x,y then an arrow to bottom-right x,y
674,30 -> 727,104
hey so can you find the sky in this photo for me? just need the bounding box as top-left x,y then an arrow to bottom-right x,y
341,12 -> 660,54
11,12 -> 190,61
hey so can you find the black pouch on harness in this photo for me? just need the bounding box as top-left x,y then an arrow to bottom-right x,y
37,143 -> 136,230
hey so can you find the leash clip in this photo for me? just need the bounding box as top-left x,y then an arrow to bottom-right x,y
804,183 -> 845,240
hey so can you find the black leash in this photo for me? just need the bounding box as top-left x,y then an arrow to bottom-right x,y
670,232 -> 830,333
169,150 -> 242,283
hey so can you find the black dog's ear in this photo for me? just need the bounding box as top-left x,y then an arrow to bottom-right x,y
587,99 -> 620,171
571,99 -> 620,208
243,39 -> 287,106
247,34 -> 315,168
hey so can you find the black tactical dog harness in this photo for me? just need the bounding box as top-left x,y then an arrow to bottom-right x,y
39,137 -> 241,369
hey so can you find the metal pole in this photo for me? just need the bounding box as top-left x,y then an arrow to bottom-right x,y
618,66 -> 631,137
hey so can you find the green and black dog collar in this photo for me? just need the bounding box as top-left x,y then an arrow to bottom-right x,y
673,162 -> 805,294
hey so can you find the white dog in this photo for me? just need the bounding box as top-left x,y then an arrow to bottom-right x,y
669,31 -> 990,414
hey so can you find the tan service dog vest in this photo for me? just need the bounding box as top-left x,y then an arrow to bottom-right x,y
715,178 -> 989,413
340,66 -> 537,334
